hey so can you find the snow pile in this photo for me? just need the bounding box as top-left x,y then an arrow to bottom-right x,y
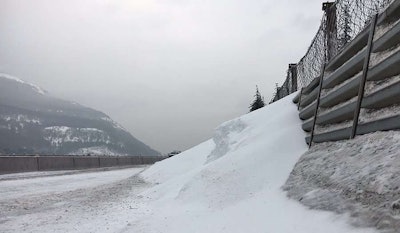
359,104 -> 400,124
284,131 -> 400,232
131,93 -> 376,233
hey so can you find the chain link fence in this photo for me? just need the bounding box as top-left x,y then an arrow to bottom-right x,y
270,0 -> 394,103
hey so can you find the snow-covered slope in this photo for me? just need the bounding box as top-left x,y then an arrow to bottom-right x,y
133,93 -> 376,233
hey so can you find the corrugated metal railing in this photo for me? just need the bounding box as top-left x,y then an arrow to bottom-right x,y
293,0 -> 400,145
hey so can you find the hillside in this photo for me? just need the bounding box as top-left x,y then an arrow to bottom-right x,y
0,73 -> 160,156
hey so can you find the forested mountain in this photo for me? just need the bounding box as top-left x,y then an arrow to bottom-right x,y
0,74 -> 160,156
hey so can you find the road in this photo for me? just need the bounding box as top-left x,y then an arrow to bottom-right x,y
0,167 -> 151,233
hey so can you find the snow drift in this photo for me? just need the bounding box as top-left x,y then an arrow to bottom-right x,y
132,93 -> 376,233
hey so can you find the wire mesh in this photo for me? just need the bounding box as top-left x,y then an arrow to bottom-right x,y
270,0 -> 394,104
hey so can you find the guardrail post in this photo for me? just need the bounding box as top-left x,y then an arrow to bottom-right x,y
297,88 -> 304,110
309,62 -> 327,148
350,14 -> 378,139
36,156 -> 40,171
289,63 -> 298,93
323,2 -> 337,61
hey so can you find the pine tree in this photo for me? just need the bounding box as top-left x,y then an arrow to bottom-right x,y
249,86 -> 265,112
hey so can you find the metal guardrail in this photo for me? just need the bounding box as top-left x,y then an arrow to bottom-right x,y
271,0 -> 395,104
294,0 -> 400,145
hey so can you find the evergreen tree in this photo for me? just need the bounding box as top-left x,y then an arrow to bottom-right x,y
249,86 -> 265,112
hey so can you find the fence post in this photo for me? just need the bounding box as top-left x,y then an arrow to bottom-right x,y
308,63 -> 326,148
350,14 -> 378,139
289,63 -> 298,93
323,2 -> 337,62
297,88 -> 304,110
36,156 -> 40,171
275,84 -> 280,101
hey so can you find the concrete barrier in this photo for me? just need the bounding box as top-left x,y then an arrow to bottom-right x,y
99,157 -> 118,167
74,157 -> 100,169
130,156 -> 142,165
0,156 -> 38,174
38,156 -> 74,171
0,155 -> 164,174
142,156 -> 160,164
118,157 -> 131,166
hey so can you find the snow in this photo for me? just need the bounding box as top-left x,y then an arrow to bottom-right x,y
319,96 -> 357,115
0,93 -> 377,233
370,42 -> 400,68
68,146 -> 124,156
44,126 -> 70,134
315,120 -> 353,134
135,92 -> 375,233
284,131 -> 400,231
0,167 -> 144,200
0,73 -> 47,95
43,126 -> 111,147
321,71 -> 361,98
365,74 -> 400,96
0,167 -> 149,233
374,18 -> 400,42
359,104 -> 400,123
0,114 -> 42,125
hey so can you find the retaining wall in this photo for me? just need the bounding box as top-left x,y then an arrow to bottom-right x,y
293,0 -> 400,145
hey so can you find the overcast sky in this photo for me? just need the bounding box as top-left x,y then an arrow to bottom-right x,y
0,0 -> 325,153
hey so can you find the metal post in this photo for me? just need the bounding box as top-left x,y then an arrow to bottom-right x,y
289,63 -> 298,93
297,88 -> 304,110
351,14 -> 378,139
36,156 -> 40,171
323,2 -> 337,62
309,62 -> 327,148
275,83 -> 280,101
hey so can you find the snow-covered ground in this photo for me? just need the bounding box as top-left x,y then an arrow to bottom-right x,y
0,93 -> 377,233
0,167 -> 151,233
284,130 -> 400,232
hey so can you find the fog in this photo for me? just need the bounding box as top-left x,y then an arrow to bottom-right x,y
0,0 -> 324,153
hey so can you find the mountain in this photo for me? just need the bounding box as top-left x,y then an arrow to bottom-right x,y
0,73 -> 160,156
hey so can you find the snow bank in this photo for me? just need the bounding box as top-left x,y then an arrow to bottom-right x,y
133,93 -> 376,233
284,131 -> 400,232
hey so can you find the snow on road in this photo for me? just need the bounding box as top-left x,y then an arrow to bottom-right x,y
0,167 -> 146,200
0,93 -> 378,233
0,167 -> 150,233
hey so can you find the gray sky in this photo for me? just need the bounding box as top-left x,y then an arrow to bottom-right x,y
0,0 -> 324,153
